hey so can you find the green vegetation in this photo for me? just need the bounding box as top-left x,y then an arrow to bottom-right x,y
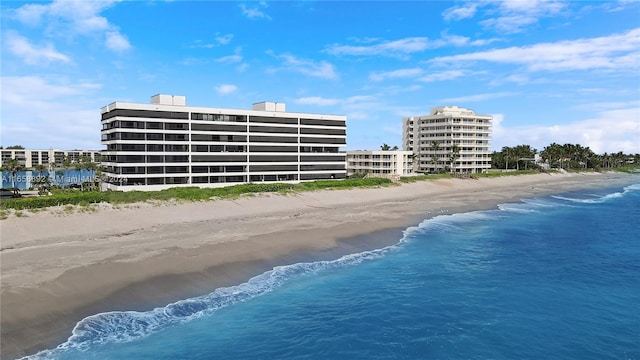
473,170 -> 541,178
613,164 -> 640,174
492,145 -> 538,171
0,177 -> 393,211
380,143 -> 399,151
400,170 -> 541,183
400,173 -> 453,183
491,143 -> 639,171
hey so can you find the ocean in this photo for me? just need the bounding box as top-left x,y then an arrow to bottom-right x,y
25,180 -> 640,360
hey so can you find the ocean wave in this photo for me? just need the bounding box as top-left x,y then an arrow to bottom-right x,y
624,183 -> 640,192
21,237 -> 409,360
497,203 -> 540,214
551,183 -> 639,204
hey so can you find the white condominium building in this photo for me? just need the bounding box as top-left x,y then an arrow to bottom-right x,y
0,149 -> 101,169
100,94 -> 347,191
346,150 -> 414,177
403,106 -> 492,174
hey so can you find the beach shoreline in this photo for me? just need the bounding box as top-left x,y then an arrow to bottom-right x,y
1,172 -> 637,359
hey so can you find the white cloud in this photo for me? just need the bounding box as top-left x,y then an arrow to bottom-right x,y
5,31 -> 70,64
1,76 -> 103,149
215,84 -> 238,95
439,32 -> 499,47
443,0 -> 568,33
11,0 -> 130,53
268,52 -> 338,80
239,2 -> 271,20
370,68 -> 424,82
325,37 -> 432,58
105,31 -> 131,52
216,33 -> 233,45
491,107 -> 640,154
419,70 -> 466,82
217,54 -> 242,63
440,92 -> 515,103
295,95 -> 376,107
13,3 -> 48,24
326,34 -> 497,60
236,63 -> 250,72
431,28 -> 640,72
296,97 -> 341,106
190,34 -> 234,49
216,47 -> 243,63
442,2 -> 479,21
2,76 -> 100,102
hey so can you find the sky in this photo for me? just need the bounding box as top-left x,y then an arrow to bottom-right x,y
1,0 -> 639,154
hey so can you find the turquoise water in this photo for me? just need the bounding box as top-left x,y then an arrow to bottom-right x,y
25,180 -> 640,359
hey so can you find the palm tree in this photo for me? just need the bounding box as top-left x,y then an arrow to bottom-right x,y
430,140 -> 440,173
4,158 -> 23,196
380,143 -> 391,151
541,143 -> 562,169
62,155 -> 72,169
612,151 -> 625,168
34,164 -> 47,177
502,146 -> 514,170
449,145 -> 461,173
32,175 -> 51,195
513,144 -> 536,170
32,163 -> 48,190
80,155 -> 98,170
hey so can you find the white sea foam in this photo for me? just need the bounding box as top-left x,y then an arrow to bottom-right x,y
547,182 -> 639,205
497,203 -> 540,213
553,192 -> 621,204
624,183 -> 640,192
21,237 -> 405,360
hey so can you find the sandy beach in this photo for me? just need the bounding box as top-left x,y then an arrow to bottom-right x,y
1,172 -> 636,359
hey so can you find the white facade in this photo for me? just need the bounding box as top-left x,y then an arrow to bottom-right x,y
0,149 -> 101,169
346,150 -> 414,177
403,105 -> 492,174
100,95 -> 347,191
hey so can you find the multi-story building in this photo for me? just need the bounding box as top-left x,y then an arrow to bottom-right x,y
346,150 -> 414,178
403,105 -> 492,174
0,149 -> 101,169
100,94 -> 347,191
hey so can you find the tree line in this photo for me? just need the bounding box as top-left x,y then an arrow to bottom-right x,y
492,143 -> 639,170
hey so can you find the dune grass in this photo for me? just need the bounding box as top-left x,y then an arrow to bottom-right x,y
0,177 -> 393,211
399,173 -> 453,183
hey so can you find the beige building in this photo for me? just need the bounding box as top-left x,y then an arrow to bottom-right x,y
403,106 -> 492,174
346,150 -> 414,178
0,149 -> 101,169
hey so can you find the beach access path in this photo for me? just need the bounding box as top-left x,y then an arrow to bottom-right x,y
1,172 -> 635,359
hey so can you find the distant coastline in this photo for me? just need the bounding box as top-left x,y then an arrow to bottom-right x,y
1,171 -> 638,359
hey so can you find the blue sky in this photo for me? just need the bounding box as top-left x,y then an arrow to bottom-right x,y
1,0 -> 639,154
